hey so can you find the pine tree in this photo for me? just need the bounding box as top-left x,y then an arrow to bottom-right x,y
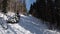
29,0 -> 60,30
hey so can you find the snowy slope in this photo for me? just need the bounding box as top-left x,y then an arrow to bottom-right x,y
0,12 -> 60,34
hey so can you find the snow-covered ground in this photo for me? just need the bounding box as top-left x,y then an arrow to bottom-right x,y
0,12 -> 60,34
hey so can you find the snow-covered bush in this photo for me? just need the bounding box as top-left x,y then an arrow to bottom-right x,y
0,12 -> 20,29
6,12 -> 20,24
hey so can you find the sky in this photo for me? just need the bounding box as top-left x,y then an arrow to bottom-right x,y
26,0 -> 36,11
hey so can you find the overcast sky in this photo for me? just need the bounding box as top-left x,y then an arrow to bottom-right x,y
26,0 -> 36,11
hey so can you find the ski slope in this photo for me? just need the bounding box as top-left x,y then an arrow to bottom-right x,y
0,12 -> 60,34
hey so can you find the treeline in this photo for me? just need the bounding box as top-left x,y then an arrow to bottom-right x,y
0,0 -> 27,15
29,0 -> 60,30
0,0 -> 8,13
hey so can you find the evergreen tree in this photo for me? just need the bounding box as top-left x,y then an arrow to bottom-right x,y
2,0 -> 8,13
29,0 -> 60,30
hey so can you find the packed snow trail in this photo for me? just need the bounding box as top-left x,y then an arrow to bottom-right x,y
0,13 -> 60,34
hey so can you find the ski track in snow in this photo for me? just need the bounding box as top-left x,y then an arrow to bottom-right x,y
0,13 -> 60,34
